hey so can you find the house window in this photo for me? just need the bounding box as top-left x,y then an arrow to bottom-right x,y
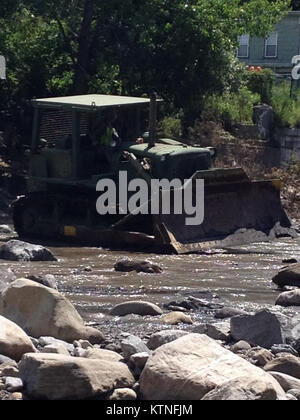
265,32 -> 278,58
237,35 -> 250,58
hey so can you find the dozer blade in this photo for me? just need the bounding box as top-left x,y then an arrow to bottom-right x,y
152,168 -> 296,254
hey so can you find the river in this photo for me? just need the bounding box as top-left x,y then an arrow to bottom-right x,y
0,233 -> 299,340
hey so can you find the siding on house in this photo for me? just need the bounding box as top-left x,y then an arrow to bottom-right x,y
239,11 -> 300,74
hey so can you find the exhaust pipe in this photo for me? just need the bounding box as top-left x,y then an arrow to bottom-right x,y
149,93 -> 157,148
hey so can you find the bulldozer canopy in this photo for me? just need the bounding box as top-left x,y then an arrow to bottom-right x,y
32,94 -> 151,111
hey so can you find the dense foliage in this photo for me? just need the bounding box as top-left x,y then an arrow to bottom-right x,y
0,0 -> 290,125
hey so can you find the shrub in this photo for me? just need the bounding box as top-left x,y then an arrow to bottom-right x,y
158,116 -> 182,139
271,81 -> 300,128
246,68 -> 275,104
202,87 -> 261,127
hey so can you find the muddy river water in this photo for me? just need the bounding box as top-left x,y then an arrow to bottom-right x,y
1,231 -> 300,340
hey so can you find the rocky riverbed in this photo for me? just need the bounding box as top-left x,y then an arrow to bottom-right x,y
0,227 -> 300,400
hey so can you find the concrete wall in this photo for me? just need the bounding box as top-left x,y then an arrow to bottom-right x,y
274,128 -> 300,163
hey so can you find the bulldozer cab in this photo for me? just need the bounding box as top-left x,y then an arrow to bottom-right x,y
29,94 -> 153,185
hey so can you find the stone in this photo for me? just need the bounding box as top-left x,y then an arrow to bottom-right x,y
114,259 -> 163,274
109,388 -> 137,401
0,240 -> 57,262
110,301 -> 163,317
264,354 -> 300,380
245,348 -> 274,367
161,312 -> 193,325
281,314 -> 300,353
0,225 -> 14,236
140,334 -> 285,400
121,336 -> 151,361
12,392 -> 23,400
0,365 -> 20,378
214,307 -> 249,320
19,353 -> 135,400
42,344 -> 70,356
83,348 -> 123,362
287,389 -> 300,400
78,340 -> 93,350
26,274 -> 58,290
201,378 -> 270,400
0,316 -> 36,361
5,377 -> 23,392
0,355 -> 17,366
253,105 -> 274,141
272,263 -> 300,289
0,279 -> 104,344
38,337 -> 74,353
231,341 -> 252,353
148,330 -> 189,350
0,268 -> 16,292
194,322 -> 231,342
73,347 -> 86,358
271,344 -> 298,357
269,372 -> 300,392
230,309 -> 284,349
130,353 -> 150,370
276,289 -> 300,307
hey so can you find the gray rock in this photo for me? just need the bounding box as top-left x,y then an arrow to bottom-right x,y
194,322 -> 231,342
0,225 -> 14,236
214,307 -> 249,320
148,330 -> 189,350
264,354 -> 300,380
0,268 -> 16,292
276,289 -> 300,307
287,389 -> 300,400
231,341 -> 252,353
130,352 -> 150,370
0,240 -> 57,262
286,393 -> 298,400
110,301 -> 163,317
230,309 -> 284,349
38,337 -> 74,353
253,105 -> 274,141
245,348 -> 274,367
280,314 -> 300,353
114,259 -> 163,274
121,335 -> 151,361
271,344 -> 298,357
0,355 -> 17,366
5,377 -> 23,392
0,364 -> 20,378
109,388 -> 137,401
272,263 -> 300,289
269,372 -> 300,392
42,344 -> 70,356
26,274 -> 58,290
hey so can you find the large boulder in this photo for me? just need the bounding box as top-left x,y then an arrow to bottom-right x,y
110,301 -> 163,317
0,279 -> 104,344
230,309 -> 284,349
0,240 -> 57,262
275,289 -> 300,307
140,334 -> 285,400
272,263 -> 300,289
19,353 -> 135,400
0,316 -> 36,361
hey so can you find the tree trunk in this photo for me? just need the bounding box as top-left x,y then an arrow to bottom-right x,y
73,0 -> 96,94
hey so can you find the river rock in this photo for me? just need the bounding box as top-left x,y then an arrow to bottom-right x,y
0,240 -> 57,262
26,274 -> 58,290
272,263 -> 300,289
0,316 -> 36,361
161,312 -> 193,325
109,388 -> 137,401
42,344 -> 70,356
231,341 -> 252,353
269,372 -> 300,392
280,314 -> 300,352
271,344 -> 299,357
201,378 -> 272,400
230,309 -> 284,349
0,279 -> 104,344
275,289 -> 300,307
0,355 -> 17,366
121,335 -> 151,361
114,259 -> 163,274
264,354 -> 300,379
5,377 -> 23,393
130,353 -> 150,370
38,337 -> 74,353
0,269 -> 16,292
19,353 -> 135,400
194,322 -> 231,342
214,307 -> 249,320
148,330 -> 189,350
83,348 -> 123,362
287,389 -> 300,400
0,225 -> 14,236
245,348 -> 274,367
110,301 -> 163,317
140,334 -> 285,400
